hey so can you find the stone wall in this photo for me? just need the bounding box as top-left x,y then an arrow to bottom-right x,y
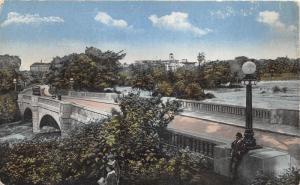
214,145 -> 294,184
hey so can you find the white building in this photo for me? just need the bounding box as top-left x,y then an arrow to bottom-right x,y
30,61 -> 50,73
135,53 -> 196,71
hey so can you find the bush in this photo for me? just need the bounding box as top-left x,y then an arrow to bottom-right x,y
272,86 -> 281,93
184,83 -> 205,100
282,87 -> 288,93
250,168 -> 300,185
272,86 -> 288,93
205,93 -> 215,99
0,122 -> 110,185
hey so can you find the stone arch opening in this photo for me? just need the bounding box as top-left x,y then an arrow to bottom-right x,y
24,108 -> 32,122
39,115 -> 61,133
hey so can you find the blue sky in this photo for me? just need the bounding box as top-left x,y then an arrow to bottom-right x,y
0,0 -> 298,70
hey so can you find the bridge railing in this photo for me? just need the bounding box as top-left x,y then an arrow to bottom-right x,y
37,97 -> 61,112
22,95 -> 32,101
68,91 -> 119,102
165,128 -> 227,159
69,104 -> 111,124
177,99 -> 271,121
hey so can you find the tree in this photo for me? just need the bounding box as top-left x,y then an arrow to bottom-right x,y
157,81 -> 173,96
46,47 -> 126,92
101,94 -> 181,182
197,52 -> 205,68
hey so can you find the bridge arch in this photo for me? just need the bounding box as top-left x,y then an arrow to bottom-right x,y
39,114 -> 61,131
23,108 -> 32,122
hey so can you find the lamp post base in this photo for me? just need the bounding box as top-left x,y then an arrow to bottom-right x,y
244,129 -> 256,148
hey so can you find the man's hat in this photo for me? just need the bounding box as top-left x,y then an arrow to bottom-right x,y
108,159 -> 116,166
236,132 -> 243,138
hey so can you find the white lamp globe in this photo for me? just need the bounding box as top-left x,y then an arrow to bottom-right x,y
242,61 -> 256,74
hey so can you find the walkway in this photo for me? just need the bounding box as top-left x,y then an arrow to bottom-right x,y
181,111 -> 300,137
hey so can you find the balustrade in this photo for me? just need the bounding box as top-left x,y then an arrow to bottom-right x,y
178,99 -> 271,120
23,95 -> 32,101
38,97 -> 60,108
167,130 -> 217,158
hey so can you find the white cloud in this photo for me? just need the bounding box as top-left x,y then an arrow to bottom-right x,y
210,6 -> 255,19
149,12 -> 211,37
257,11 -> 297,33
210,6 -> 236,19
0,12 -> 64,27
94,12 -> 128,29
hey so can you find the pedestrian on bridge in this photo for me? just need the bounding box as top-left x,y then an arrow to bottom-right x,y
230,132 -> 247,179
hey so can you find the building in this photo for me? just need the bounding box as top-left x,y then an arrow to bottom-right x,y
30,61 -> 50,73
135,53 -> 196,71
181,59 -> 196,70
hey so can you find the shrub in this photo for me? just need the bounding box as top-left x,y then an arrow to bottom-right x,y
272,86 -> 281,93
205,93 -> 215,99
185,83 -> 205,100
272,86 -> 288,93
282,87 -> 288,93
0,122 -> 110,185
250,168 -> 300,185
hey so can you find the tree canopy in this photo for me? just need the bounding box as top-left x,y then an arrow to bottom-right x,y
46,47 -> 126,92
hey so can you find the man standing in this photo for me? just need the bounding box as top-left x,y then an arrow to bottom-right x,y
97,166 -> 118,185
230,132 -> 247,179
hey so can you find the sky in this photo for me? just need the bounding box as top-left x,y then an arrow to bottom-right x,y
0,0 -> 299,70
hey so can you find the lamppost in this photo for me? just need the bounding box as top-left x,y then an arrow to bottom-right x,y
13,78 -> 17,92
241,61 -> 257,148
70,78 -> 74,91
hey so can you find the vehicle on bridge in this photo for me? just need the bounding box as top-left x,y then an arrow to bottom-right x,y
32,85 -> 55,98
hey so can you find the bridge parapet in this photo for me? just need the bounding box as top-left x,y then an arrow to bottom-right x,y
68,91 -> 119,102
178,99 -> 271,120
166,128 -> 227,159
177,99 -> 299,127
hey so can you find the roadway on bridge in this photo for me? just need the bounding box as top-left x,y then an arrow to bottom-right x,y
64,97 -> 300,165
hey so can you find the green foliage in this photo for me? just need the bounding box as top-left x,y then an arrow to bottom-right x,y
129,63 -> 207,100
0,69 -> 19,93
157,81 -> 173,96
0,122 -> 112,185
183,83 -> 205,100
46,47 -> 125,92
102,94 -> 212,184
0,93 -> 20,124
250,168 -> 300,185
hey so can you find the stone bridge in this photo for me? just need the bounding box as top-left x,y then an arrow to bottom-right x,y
18,93 -> 111,136
17,90 -> 299,183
